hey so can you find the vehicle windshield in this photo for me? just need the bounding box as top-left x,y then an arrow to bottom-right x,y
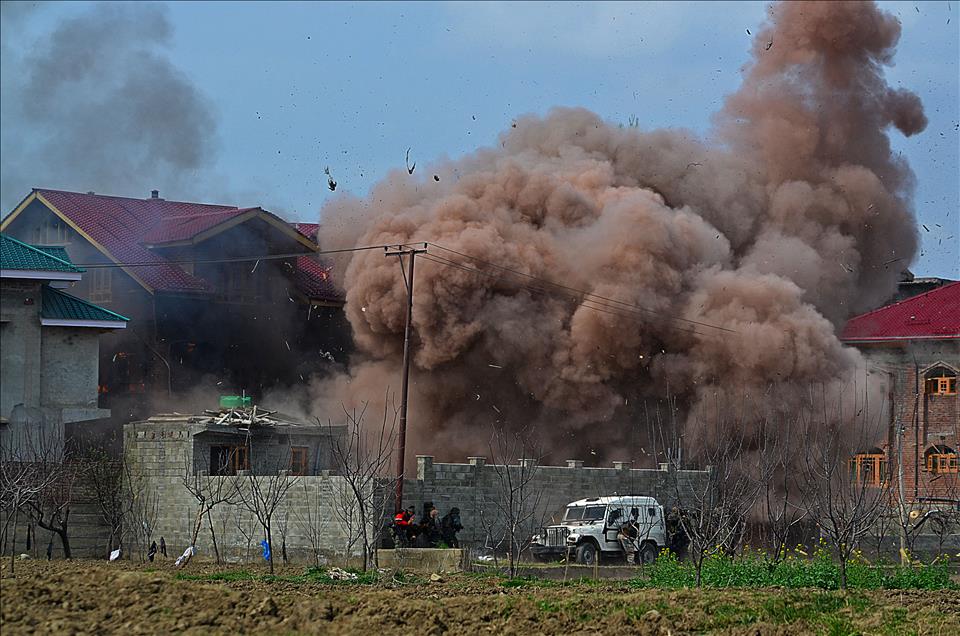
563,505 -> 606,522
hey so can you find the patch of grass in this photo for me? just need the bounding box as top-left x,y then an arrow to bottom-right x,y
536,599 -> 560,613
631,549 -> 958,591
500,576 -> 559,589
700,602 -> 761,629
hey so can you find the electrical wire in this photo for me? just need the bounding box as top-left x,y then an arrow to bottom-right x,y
419,253 -> 707,337
60,234 -> 731,335
423,244 -> 736,334
68,242 -> 424,269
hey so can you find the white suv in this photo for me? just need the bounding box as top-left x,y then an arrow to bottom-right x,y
530,496 -> 667,565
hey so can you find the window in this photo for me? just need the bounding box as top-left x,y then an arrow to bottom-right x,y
924,366 -> 957,396
290,446 -> 309,476
924,446 -> 959,474
210,444 -> 249,475
849,451 -> 886,487
89,267 -> 112,303
30,218 -> 70,245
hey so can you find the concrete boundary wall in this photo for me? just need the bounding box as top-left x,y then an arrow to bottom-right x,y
123,419 -> 709,561
400,455 -> 709,547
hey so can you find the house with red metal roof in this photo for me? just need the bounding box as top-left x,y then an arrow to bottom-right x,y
840,282 -> 959,505
1,188 -> 347,418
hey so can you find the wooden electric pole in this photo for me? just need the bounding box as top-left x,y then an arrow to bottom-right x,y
385,243 -> 427,514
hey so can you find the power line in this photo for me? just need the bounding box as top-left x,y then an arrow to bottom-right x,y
425,243 -> 737,334
58,235 -> 733,335
419,253 -> 706,337
67,242 -> 424,269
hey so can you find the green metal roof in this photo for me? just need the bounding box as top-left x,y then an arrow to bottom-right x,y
41,285 -> 129,324
34,244 -> 72,263
0,234 -> 83,273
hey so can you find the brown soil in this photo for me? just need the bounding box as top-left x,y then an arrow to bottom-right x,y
1,560 -> 958,635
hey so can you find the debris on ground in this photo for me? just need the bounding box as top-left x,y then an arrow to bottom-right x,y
325,567 -> 358,581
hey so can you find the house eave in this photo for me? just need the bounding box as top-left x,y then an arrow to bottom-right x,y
842,335 -> 960,344
41,318 -> 128,329
1,269 -> 82,281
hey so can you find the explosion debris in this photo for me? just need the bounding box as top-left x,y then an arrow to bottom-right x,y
316,1 -> 927,462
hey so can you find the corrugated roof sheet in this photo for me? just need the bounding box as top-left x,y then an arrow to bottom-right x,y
0,234 -> 83,273
142,209 -> 256,244
20,189 -> 342,303
41,285 -> 129,323
36,189 -> 217,292
841,282 -> 960,342
290,255 -> 344,303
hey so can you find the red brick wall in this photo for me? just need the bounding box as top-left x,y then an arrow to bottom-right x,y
859,341 -> 960,504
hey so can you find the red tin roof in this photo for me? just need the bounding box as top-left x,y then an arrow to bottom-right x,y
841,282 -> 960,342
15,189 -> 340,302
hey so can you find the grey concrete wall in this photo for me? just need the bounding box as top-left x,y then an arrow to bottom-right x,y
400,455 -> 708,548
1,281 -> 43,419
124,420 -> 371,563
123,418 -> 708,562
0,482 -> 116,559
40,327 -> 101,411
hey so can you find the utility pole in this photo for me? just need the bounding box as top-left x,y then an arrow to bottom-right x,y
385,243 -> 427,514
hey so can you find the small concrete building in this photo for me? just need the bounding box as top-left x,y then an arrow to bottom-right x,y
1,234 -> 127,455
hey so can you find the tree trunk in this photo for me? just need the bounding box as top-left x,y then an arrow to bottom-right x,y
59,528 -> 71,560
207,512 -> 221,565
10,508 -> 18,576
266,522 -> 274,574
839,556 -> 848,590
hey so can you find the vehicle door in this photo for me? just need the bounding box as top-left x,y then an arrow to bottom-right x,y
603,505 -> 626,549
637,504 -> 660,544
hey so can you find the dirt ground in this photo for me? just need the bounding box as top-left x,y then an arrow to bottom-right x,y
1,559 -> 958,635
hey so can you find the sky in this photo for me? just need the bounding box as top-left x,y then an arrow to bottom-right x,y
1,0 -> 957,277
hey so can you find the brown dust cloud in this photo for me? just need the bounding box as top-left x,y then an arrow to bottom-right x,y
312,1 -> 927,464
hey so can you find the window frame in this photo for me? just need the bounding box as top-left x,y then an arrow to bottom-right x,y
924,371 -> 957,396
925,451 -> 959,475
210,444 -> 250,476
849,452 -> 886,487
89,267 -> 112,303
290,446 -> 309,476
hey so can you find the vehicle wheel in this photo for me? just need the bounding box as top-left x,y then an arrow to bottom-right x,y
639,542 -> 658,565
576,542 -> 597,565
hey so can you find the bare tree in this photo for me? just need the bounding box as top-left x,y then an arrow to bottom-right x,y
657,396 -> 762,587
482,422 -> 545,577
293,477 -> 331,568
324,397 -> 398,572
124,452 -> 159,562
84,448 -> 128,557
178,450 -> 241,568
0,425 -> 69,574
796,385 -> 888,589
235,433 -> 299,574
756,409 -> 805,564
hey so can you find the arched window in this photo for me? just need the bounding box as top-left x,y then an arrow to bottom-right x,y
924,445 -> 959,474
924,365 -> 958,396
850,448 -> 886,486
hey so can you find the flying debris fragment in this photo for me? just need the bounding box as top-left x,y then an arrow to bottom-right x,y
406,148 -> 416,174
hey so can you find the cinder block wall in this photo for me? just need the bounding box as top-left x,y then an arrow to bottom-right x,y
124,419 -> 709,562
400,455 -> 708,547
124,420 -> 370,563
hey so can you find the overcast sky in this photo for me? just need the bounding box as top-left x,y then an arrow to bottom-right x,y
1,1 -> 956,277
